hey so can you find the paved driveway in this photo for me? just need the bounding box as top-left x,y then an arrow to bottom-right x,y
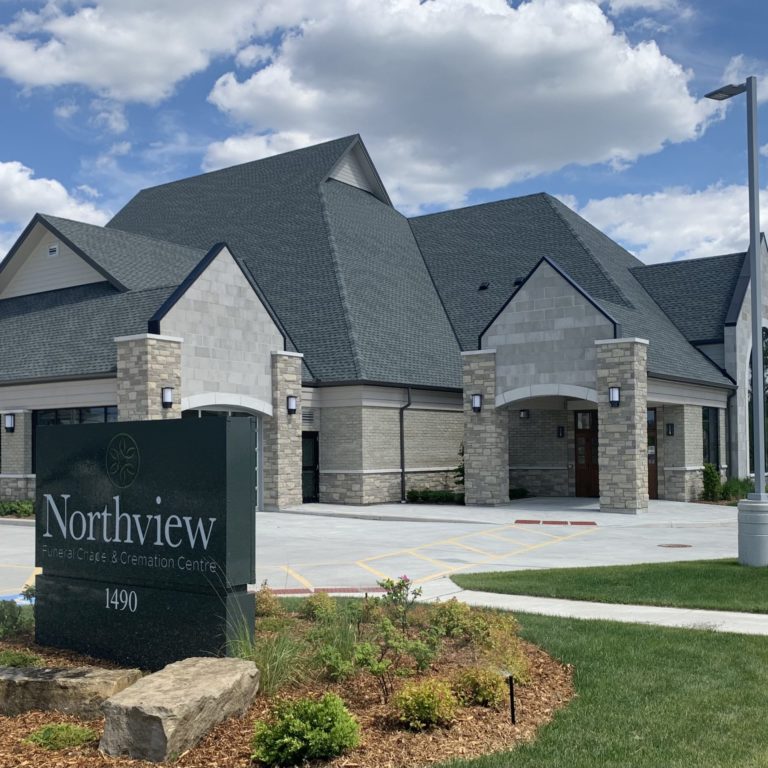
0,498 -> 737,598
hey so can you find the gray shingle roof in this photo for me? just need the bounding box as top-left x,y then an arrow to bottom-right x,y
0,283 -> 174,383
631,252 -> 746,342
40,214 -> 207,291
411,193 -> 733,388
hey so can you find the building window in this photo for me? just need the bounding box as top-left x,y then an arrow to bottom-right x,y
32,406 -> 117,471
702,407 -> 720,468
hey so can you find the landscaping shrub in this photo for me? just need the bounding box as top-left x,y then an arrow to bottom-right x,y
721,476 -> 754,501
509,487 -> 529,500
299,591 -> 337,621
379,575 -> 422,631
479,611 -> 530,683
432,598 -> 489,644
310,603 -> 359,682
316,645 -> 355,681
393,679 -> 457,730
233,627 -> 309,696
0,649 -> 42,668
702,463 -> 721,501
255,581 -> 284,618
406,489 -> 464,504
252,693 -> 360,766
26,724 -> 98,750
0,500 -> 33,518
452,667 -> 506,707
0,600 -> 23,639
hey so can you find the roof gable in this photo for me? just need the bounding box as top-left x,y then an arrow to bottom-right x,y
326,137 -> 392,205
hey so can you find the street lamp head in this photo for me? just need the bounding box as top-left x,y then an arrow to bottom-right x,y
705,82 -> 747,101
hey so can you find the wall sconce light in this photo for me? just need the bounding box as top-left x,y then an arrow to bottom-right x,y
666,423 -> 675,437
557,426 -> 565,438
519,409 -> 530,420
471,393 -> 482,413
161,387 -> 174,409
3,414 -> 14,433
608,386 -> 621,408
286,395 -> 298,415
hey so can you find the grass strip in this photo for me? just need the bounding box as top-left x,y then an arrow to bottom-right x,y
439,613 -> 768,768
452,558 -> 768,613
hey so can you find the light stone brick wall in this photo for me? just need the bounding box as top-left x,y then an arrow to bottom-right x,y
0,410 -> 34,499
161,247 -> 283,406
463,352 -> 509,505
116,335 -> 182,421
660,403 -> 704,501
262,352 -> 303,510
483,261 -> 614,399
596,339 -> 648,514
509,408 -> 569,495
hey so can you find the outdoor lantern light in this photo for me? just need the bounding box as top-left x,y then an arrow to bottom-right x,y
557,426 -> 565,438
519,409 -> 530,420
471,393 -> 482,413
161,387 -> 174,409
608,386 -> 621,408
286,395 -> 298,415
666,423 -> 675,437
3,414 -> 14,433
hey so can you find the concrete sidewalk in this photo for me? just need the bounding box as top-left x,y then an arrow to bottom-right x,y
417,576 -> 768,636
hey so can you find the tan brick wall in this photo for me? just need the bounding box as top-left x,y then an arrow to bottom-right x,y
660,403 -> 704,501
320,470 -> 459,505
319,407 -> 363,471
596,340 -> 648,514
463,352 -> 509,505
262,352 -> 303,510
509,408 -> 570,496
0,411 -> 32,474
116,335 -> 182,421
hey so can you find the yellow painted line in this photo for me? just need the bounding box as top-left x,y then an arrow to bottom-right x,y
509,524 -> 566,539
448,540 -> 496,557
355,560 -> 389,580
404,549 -> 452,569
281,566 -> 313,591
415,527 -> 598,584
476,531 -> 531,546
22,567 -> 41,589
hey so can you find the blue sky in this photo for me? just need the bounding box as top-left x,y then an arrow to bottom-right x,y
0,0 -> 766,264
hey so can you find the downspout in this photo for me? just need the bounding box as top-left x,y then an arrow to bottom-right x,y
726,389 -> 736,480
400,387 -> 413,503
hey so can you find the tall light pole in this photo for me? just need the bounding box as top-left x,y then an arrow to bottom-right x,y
706,76 -> 767,565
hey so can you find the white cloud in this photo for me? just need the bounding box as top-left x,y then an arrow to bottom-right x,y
574,184 -> 768,264
90,99 -> 128,134
723,56 -> 768,104
75,184 -> 100,199
205,0 -> 718,211
235,43 -> 273,69
0,161 -> 110,255
605,0 -> 682,13
761,144 -> 768,158
204,131 -> 327,171
0,0 -> 265,103
53,100 -> 79,120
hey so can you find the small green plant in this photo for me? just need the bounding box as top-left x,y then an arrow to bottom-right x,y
432,598 -> 489,644
379,575 -> 422,632
721,476 -> 754,501
453,667 -> 506,707
316,645 -> 355,681
454,442 -> 465,487
479,610 -> 530,683
702,463 -> 721,501
255,581 -> 284,618
309,604 -> 359,681
26,723 -> 98,750
252,693 -> 360,766
20,583 -> 36,602
393,679 -> 457,730
0,500 -> 34,518
232,627 -> 309,696
406,489 -> 464,504
299,592 -> 337,621
0,600 -> 23,639
0,649 -> 42,667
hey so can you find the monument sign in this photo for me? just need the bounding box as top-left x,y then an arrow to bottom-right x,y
35,417 -> 256,669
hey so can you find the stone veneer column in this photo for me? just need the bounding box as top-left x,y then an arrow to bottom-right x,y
262,351 -> 303,510
660,404 -> 704,501
115,334 -> 182,421
462,350 -> 509,506
596,338 -> 649,514
0,410 -> 35,500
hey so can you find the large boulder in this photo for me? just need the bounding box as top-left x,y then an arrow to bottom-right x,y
0,666 -> 142,718
100,657 -> 260,762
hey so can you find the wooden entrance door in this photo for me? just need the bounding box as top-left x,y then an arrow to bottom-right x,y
302,432 -> 319,503
647,408 -> 658,499
575,410 -> 599,497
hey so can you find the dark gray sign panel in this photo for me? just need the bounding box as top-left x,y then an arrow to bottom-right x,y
35,417 -> 256,669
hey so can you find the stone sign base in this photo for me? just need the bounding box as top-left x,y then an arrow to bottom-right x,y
36,574 -> 254,670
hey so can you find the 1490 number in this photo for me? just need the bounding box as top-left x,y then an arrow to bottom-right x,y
105,587 -> 137,612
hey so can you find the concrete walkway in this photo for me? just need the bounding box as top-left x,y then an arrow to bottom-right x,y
416,575 -> 768,636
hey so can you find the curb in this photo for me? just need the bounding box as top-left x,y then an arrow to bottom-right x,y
0,517 -> 34,527
264,508 -> 497,526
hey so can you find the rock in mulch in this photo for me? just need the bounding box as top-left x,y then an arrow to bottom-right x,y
100,656 -> 260,762
0,666 -> 141,718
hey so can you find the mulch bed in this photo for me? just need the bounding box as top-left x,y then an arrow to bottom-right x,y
0,633 -> 574,768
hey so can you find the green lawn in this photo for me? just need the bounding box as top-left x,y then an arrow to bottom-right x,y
439,613 -> 768,768
451,559 -> 768,613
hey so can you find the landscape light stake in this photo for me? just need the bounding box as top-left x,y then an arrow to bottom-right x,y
508,674 -> 516,724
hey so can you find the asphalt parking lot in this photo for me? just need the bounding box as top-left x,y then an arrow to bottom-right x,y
0,498 -> 738,599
